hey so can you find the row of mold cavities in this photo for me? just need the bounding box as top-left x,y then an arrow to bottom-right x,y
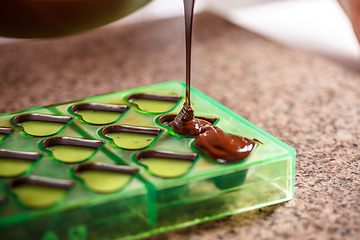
3,92 -> 182,138
0,146 -> 199,180
1,162 -> 139,210
0,149 -> 202,210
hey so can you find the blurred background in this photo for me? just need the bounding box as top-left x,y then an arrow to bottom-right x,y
1,0 -> 359,72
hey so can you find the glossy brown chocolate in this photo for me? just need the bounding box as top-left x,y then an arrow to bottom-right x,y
127,93 -> 181,103
71,103 -> 128,114
0,127 -> 14,135
74,163 -> 138,175
43,137 -> 104,149
169,114 -> 213,137
0,149 -> 42,162
194,126 -> 256,163
13,114 -> 72,125
8,176 -> 74,190
136,150 -> 198,163
102,125 -> 162,137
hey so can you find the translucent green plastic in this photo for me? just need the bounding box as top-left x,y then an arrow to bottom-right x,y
0,82 -> 295,240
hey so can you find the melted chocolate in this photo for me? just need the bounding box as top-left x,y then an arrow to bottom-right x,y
43,137 -> 104,149
126,93 -> 181,103
8,176 -> 74,190
169,0 -> 258,160
13,114 -> 72,125
136,151 -> 198,162
0,127 -> 14,135
71,103 -> 128,113
0,149 -> 42,162
194,126 -> 256,163
169,112 -> 212,137
74,163 -> 138,175
102,125 -> 162,136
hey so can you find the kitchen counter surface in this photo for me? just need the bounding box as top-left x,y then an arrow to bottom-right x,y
0,12 -> 359,240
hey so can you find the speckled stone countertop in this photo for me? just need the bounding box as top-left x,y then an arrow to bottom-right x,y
0,12 -> 359,240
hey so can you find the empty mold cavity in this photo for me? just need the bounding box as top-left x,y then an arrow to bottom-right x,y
7,176 -> 73,209
0,149 -> 42,178
136,151 -> 198,178
74,163 -> 138,193
101,125 -> 162,150
13,114 -> 72,137
43,137 -> 104,163
71,103 -> 129,125
126,93 -> 181,113
0,127 -> 14,142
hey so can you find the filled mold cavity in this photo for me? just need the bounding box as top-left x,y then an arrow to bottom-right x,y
7,176 -> 73,209
74,163 -> 138,193
0,127 -> 14,142
13,114 -> 72,137
136,151 -> 198,178
43,137 -> 104,163
101,125 -> 162,150
158,114 -> 218,137
0,149 -> 42,178
126,93 -> 181,114
192,127 -> 256,164
71,103 -> 129,125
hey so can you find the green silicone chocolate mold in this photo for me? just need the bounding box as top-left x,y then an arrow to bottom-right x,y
70,103 -> 129,125
41,137 -> 104,164
13,114 -> 72,137
0,150 -> 42,178
101,125 -> 163,150
0,82 -> 295,240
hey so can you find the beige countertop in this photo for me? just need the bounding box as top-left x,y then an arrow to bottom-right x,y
0,12 -> 359,240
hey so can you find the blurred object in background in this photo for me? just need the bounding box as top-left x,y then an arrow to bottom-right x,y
0,0 -> 151,38
206,0 -> 360,72
0,0 -> 359,72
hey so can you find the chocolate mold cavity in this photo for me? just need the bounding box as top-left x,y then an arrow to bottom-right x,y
71,103 -> 129,125
8,176 -> 74,209
0,149 -> 42,178
13,114 -> 72,137
136,151 -> 198,178
43,137 -> 104,164
126,93 -> 181,114
0,127 -> 14,142
157,114 -> 218,137
101,125 -> 162,150
74,163 -> 138,193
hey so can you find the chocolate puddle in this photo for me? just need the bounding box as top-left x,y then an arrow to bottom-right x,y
194,126 -> 256,163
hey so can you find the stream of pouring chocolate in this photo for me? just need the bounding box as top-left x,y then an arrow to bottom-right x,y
169,0 -> 256,163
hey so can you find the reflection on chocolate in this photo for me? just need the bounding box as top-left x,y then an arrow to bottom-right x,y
74,162 -> 138,175
194,126 -> 256,164
102,125 -> 162,136
127,93 -> 181,103
13,114 -> 72,125
253,138 -> 264,145
8,176 -> 74,190
0,127 -> 14,135
71,103 -> 128,113
168,106 -> 214,137
0,149 -> 42,161
136,151 -> 198,162
159,113 -> 218,137
43,137 -> 103,149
